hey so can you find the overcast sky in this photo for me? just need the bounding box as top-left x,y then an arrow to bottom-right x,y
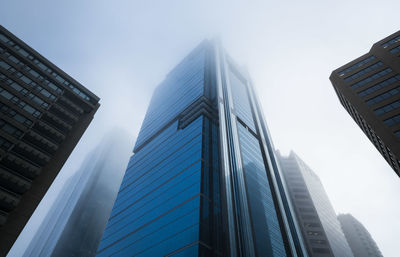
2,1 -> 400,256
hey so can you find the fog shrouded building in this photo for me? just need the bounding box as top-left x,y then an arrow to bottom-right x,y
338,214 -> 383,257
96,41 -> 307,257
330,30 -> 400,177
277,151 -> 353,257
20,130 -> 132,257
0,26 -> 99,255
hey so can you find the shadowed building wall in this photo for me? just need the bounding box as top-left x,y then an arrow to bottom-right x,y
330,31 -> 400,177
0,25 -> 99,255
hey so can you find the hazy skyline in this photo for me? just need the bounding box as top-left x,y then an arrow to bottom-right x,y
2,1 -> 399,256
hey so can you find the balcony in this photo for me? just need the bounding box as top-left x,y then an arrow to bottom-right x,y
0,165 -> 31,194
0,186 -> 20,212
12,142 -> 51,166
62,90 -> 95,113
0,153 -> 41,179
34,121 -> 65,144
57,96 -> 84,116
39,113 -> 71,134
49,104 -> 78,125
22,131 -> 58,154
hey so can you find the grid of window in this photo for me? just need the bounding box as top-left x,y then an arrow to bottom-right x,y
366,86 -> 400,106
384,113 -> 400,127
338,56 -> 375,77
350,68 -> 392,89
0,32 -> 92,102
0,87 -> 41,117
344,61 -> 383,82
382,35 -> 400,48
1,76 -> 50,109
0,119 -> 23,138
283,153 -> 354,257
0,102 -> 33,127
390,45 -> 400,54
0,53 -> 63,96
0,70 -> 57,102
375,99 -> 400,115
358,74 -> 400,97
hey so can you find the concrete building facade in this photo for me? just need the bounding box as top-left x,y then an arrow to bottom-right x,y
330,31 -> 400,177
0,25 -> 99,255
277,151 -> 353,257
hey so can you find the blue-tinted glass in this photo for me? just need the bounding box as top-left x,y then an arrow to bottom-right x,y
366,86 -> 400,106
344,62 -> 383,82
229,69 -> 256,132
358,75 -> 400,97
134,45 -> 206,149
384,114 -> 400,127
97,41 -> 297,257
237,122 -> 287,257
338,56 -> 375,77
350,68 -> 392,90
97,42 -> 224,257
169,244 -> 199,257
97,116 -> 204,256
381,35 -> 400,48
375,99 -> 400,115
390,45 -> 400,54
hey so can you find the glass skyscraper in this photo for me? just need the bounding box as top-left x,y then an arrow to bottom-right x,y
97,41 -> 306,257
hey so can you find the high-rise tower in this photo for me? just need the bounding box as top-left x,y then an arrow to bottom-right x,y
338,214 -> 383,257
330,31 -> 400,177
19,130 -> 131,257
96,41 -> 306,257
0,25 -> 99,255
277,151 -> 353,257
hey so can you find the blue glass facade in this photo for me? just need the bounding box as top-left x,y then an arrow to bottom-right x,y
97,41 -> 305,257
134,46 -> 206,150
237,123 -> 286,256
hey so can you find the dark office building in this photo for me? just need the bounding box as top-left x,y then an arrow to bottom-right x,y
21,130 -> 132,257
338,214 -> 383,257
0,25 -> 99,255
277,151 -> 353,257
96,41 -> 307,257
330,31 -> 400,177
